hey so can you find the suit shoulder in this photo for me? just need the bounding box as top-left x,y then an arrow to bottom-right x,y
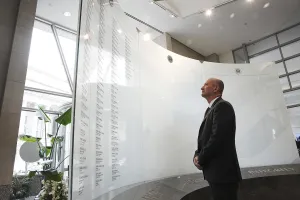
216,99 -> 234,110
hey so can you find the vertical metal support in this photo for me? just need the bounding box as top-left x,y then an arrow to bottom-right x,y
69,0 -> 83,198
51,25 -> 74,93
276,34 -> 292,89
242,44 -> 250,63
232,50 -> 237,63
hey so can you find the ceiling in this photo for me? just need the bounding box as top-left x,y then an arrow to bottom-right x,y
36,0 -> 300,55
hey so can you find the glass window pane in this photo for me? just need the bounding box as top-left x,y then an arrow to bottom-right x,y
233,48 -> 246,63
275,62 -> 286,76
284,90 -> 300,106
279,77 -> 290,90
288,106 -> 300,138
281,40 -> 300,58
26,21 -> 71,94
285,56 -> 300,73
290,72 -> 300,88
278,25 -> 300,44
250,49 -> 281,63
247,36 -> 277,56
57,28 -> 77,82
14,111 -> 59,174
22,90 -> 72,111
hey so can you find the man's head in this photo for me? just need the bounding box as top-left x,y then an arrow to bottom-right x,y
201,78 -> 224,101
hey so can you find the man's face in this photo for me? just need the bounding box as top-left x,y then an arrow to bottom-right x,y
201,79 -> 216,98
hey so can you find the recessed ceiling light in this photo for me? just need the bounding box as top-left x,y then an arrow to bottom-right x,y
83,34 -> 89,40
205,9 -> 213,17
230,13 -> 235,18
143,33 -> 151,41
170,14 -> 175,18
149,1 -> 154,4
198,24 -> 202,28
64,12 -> 71,17
117,29 -> 122,34
264,2 -> 270,8
246,0 -> 254,3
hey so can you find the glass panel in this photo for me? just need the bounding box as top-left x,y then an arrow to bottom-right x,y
288,106 -> 300,138
285,56 -> 300,73
278,24 -> 300,44
57,28 -> 77,82
281,40 -> 300,58
247,36 -> 277,56
250,49 -> 281,63
284,90 -> 300,106
26,21 -> 71,94
233,48 -> 246,63
290,72 -> 300,88
14,111 -> 59,174
274,62 -> 286,76
279,77 -> 290,90
22,90 -> 72,111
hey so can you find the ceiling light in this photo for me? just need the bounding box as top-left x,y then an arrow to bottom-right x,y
63,12 -> 71,17
170,14 -> 175,18
263,2 -> 270,8
246,0 -> 254,3
230,13 -> 235,18
149,1 -> 154,4
205,9 -> 213,17
198,24 -> 202,28
143,33 -> 151,41
83,34 -> 89,40
117,29 -> 122,34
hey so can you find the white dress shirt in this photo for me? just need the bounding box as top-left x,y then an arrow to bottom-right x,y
209,97 -> 220,108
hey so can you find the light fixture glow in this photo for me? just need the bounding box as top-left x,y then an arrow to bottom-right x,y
64,12 -> 71,17
83,34 -> 89,40
143,33 -> 151,41
246,0 -> 254,3
198,24 -> 202,28
149,1 -> 154,4
205,9 -> 213,17
230,13 -> 235,18
263,2 -> 270,8
117,29 -> 123,34
170,14 -> 175,18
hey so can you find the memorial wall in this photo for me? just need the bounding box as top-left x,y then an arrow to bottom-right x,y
70,1 -> 299,199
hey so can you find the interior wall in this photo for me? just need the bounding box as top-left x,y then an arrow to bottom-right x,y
220,51 -> 235,63
205,53 -> 220,63
0,0 -> 37,197
170,38 -> 205,61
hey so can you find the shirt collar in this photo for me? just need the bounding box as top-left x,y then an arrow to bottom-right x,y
209,97 -> 220,108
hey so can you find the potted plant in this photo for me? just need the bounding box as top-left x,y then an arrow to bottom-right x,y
10,175 -> 31,200
18,106 -> 72,199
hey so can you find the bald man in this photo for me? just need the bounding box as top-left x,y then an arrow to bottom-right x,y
193,78 -> 242,200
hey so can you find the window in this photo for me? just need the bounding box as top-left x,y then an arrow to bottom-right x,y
233,22 -> 300,138
13,19 -> 76,175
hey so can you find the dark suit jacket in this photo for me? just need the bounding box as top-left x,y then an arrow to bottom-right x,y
194,98 -> 242,183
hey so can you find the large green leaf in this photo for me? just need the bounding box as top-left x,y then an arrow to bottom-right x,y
28,171 -> 37,178
37,106 -> 51,123
55,108 -> 72,126
19,135 -> 42,143
41,170 -> 63,182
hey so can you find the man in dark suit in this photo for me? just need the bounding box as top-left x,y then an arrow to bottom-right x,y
193,78 -> 242,200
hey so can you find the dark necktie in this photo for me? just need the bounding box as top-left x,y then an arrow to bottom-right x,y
204,107 -> 211,117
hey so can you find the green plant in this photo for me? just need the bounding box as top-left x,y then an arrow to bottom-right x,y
40,180 -> 68,200
10,176 -> 31,200
18,106 -> 72,182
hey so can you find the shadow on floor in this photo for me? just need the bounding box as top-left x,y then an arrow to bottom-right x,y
181,174 -> 300,200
